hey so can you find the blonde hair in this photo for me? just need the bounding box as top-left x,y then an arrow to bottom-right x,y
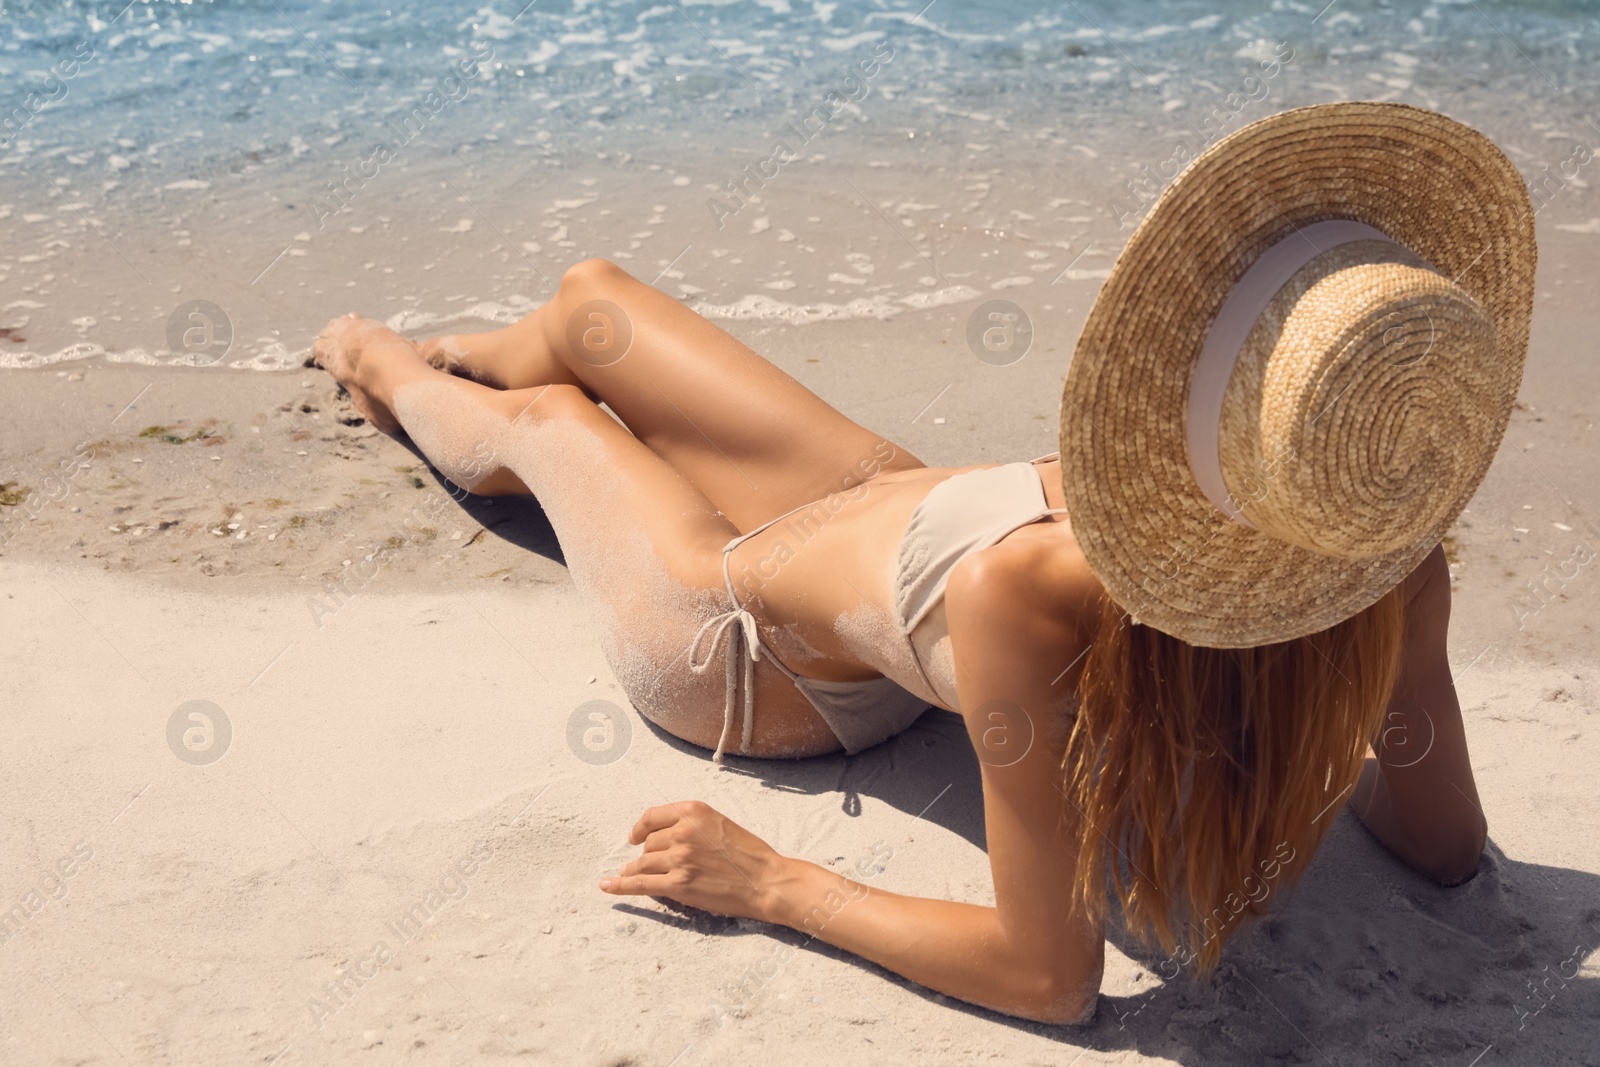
1064,586 -> 1406,974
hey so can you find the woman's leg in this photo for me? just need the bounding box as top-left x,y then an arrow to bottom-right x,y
417,259 -> 925,531
314,315 -> 841,758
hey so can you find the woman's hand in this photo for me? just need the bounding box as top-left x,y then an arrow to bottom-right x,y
599,796 -> 1101,1024
600,800 -> 791,922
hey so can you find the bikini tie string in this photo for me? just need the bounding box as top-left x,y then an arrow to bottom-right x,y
686,607 -> 763,764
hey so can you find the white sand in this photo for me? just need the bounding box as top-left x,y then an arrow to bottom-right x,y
2,554 -> 1597,1064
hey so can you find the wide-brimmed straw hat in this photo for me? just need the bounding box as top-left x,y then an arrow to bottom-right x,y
1059,101 -> 1536,648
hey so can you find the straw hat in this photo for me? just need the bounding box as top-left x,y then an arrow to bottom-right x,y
1059,102 -> 1535,648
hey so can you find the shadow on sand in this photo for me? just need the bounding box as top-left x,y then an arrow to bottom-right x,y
402,440 -> 565,564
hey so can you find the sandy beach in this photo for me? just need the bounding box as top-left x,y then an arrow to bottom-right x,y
4,1 -> 1600,1063
3,247 -> 1598,1064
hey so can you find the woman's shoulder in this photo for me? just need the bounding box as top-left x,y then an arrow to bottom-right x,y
944,522 -> 1104,647
1404,542 -> 1451,599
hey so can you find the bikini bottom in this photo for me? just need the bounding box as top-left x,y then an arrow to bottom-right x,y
688,517 -> 929,761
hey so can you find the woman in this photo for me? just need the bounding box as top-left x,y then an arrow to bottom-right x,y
312,102 -> 1531,1023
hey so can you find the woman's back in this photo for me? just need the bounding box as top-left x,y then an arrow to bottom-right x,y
720,455 -> 1082,713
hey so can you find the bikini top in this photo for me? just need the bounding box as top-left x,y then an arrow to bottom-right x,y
893,453 -> 1067,709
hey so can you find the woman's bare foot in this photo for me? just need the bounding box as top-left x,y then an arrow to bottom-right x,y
417,333 -> 480,380
416,329 -> 537,389
417,310 -> 584,392
311,313 -> 419,434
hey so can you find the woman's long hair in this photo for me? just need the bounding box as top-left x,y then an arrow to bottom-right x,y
1064,585 -> 1406,974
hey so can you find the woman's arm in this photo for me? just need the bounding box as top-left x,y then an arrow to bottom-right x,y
601,534 -> 1105,1023
766,852 -> 1096,1022
767,532 -> 1107,1020
1350,544 -> 1488,884
603,797 -> 1096,1022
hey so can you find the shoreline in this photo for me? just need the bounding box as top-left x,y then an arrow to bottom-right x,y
3,219 -> 1597,662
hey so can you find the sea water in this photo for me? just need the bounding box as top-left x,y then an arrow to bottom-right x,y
1,0 -> 1595,370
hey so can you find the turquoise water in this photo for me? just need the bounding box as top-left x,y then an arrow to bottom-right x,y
4,0 -> 1596,195
1,0 -> 1596,367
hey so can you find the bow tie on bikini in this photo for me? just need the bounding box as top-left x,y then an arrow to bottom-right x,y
687,606 -> 763,763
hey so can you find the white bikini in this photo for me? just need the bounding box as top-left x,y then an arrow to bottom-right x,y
688,453 -> 1067,760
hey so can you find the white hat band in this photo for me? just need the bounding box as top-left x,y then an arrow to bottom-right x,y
1185,218 -> 1412,526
